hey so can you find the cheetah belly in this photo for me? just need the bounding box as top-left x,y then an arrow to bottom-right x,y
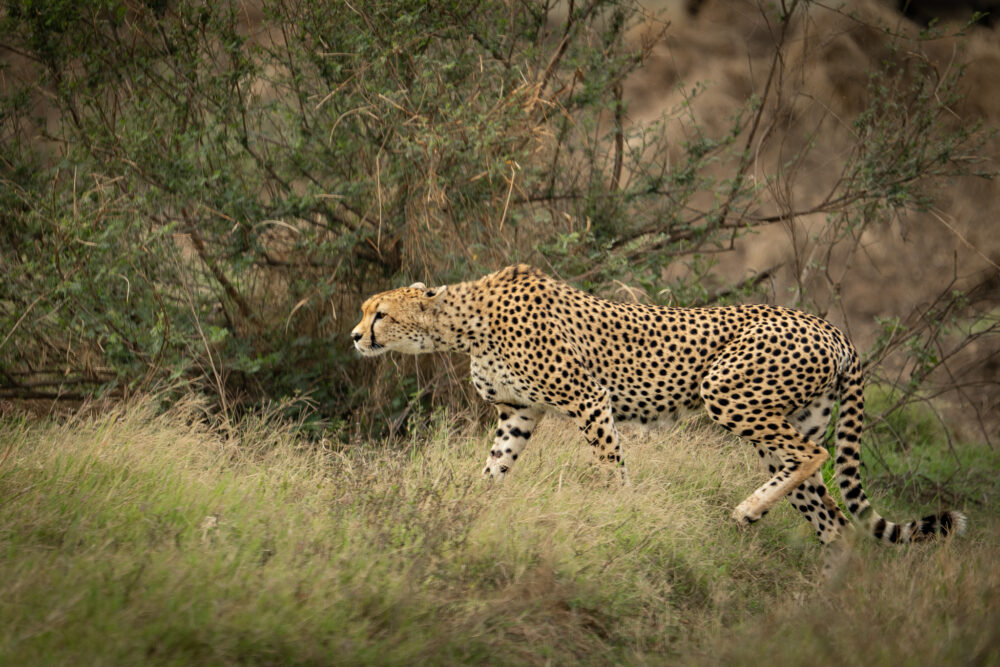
606,386 -> 703,427
590,352 -> 707,427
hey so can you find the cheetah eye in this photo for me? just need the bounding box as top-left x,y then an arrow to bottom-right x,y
374,312 -> 386,321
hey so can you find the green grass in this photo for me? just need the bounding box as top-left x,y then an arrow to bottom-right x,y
862,384 -> 1000,514
1,398 -> 997,665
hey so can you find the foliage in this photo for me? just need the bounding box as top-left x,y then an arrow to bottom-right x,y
0,0 -> 996,435
1,0 -> 659,424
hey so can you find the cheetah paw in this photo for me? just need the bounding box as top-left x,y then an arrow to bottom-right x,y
732,500 -> 765,527
482,463 -> 508,481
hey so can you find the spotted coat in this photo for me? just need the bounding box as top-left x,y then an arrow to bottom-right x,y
351,265 -> 966,544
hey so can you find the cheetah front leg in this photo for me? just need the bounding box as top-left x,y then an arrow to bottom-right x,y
483,404 -> 544,480
566,389 -> 628,484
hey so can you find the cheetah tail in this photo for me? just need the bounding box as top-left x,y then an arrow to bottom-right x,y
833,357 -> 968,544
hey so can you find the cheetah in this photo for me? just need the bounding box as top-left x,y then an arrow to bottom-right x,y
351,264 -> 966,544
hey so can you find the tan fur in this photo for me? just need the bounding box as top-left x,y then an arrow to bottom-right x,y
352,265 -> 966,544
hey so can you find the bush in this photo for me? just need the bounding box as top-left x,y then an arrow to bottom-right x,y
1,0 -> 996,437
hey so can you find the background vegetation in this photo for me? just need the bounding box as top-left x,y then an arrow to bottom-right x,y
2,0 -> 1000,662
2,0 -> 997,441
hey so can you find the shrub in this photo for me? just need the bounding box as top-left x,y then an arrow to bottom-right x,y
1,0 -> 995,438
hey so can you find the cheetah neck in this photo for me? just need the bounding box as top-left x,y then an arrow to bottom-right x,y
419,278 -> 486,355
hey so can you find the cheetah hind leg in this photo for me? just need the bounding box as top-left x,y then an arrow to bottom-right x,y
483,405 -> 543,480
766,462 -> 849,544
779,395 -> 852,544
731,412 -> 830,526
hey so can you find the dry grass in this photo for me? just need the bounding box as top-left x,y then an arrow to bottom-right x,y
0,397 -> 996,664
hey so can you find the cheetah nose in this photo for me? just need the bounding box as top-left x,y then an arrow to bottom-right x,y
351,331 -> 362,342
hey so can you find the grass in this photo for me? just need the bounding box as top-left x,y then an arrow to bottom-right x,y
0,397 -> 997,665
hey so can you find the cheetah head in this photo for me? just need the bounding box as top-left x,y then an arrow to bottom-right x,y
350,282 -> 448,356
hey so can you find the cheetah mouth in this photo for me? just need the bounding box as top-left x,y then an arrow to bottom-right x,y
355,341 -> 386,356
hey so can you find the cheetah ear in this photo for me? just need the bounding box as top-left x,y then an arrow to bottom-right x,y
408,282 -> 446,299
422,284 -> 447,299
